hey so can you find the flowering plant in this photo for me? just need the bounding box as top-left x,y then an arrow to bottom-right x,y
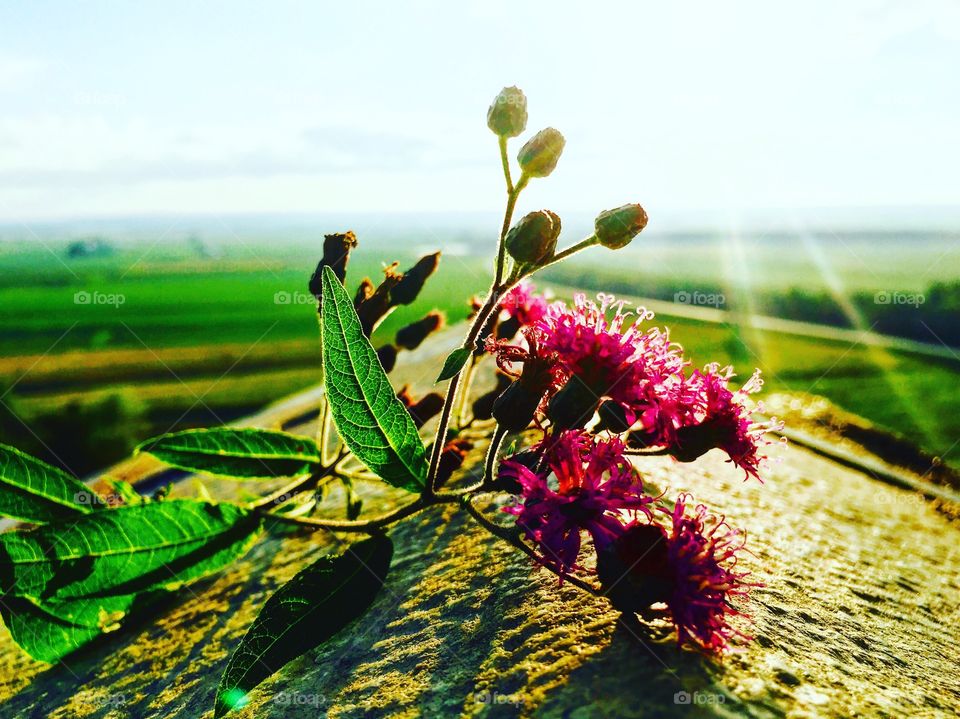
0,87 -> 780,714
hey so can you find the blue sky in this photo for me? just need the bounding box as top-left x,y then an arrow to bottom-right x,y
1,1 -> 958,221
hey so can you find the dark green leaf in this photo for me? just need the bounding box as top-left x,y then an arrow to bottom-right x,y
0,499 -> 261,601
0,444 -> 97,523
436,347 -> 470,382
214,534 -> 393,718
136,428 -> 320,478
320,266 -> 427,492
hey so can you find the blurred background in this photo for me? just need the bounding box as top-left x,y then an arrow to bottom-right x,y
1,1 -> 958,476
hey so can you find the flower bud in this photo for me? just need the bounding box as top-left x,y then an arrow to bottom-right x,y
487,86 -> 528,138
517,128 -> 565,178
505,210 -> 561,266
492,382 -> 541,432
547,378 -> 599,430
594,204 -> 648,249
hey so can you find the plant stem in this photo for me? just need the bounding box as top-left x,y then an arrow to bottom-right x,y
534,234 -> 599,274
251,467 -> 335,509
317,398 -> 336,465
461,494 -> 601,596
263,489 -> 462,532
483,424 -> 509,486
623,448 -> 671,457
455,354 -> 481,428
426,158 -> 528,494
498,135 -> 514,195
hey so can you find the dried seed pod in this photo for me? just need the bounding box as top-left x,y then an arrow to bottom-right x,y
354,277 -> 375,307
391,252 -> 441,306
377,344 -> 398,373
355,263 -> 402,336
310,231 -> 358,298
435,438 -> 473,487
408,392 -> 445,429
395,311 -> 445,350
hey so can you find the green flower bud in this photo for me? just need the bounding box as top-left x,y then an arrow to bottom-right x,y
487,86 -> 528,138
517,128 -> 565,178
594,203 -> 648,249
505,209 -> 561,265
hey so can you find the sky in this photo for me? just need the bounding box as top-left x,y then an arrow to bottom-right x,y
1,0 -> 958,222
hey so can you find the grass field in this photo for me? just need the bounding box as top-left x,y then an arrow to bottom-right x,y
0,224 -> 957,474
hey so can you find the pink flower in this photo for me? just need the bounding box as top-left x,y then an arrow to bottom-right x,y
501,280 -> 549,327
491,292 -> 695,436
598,494 -> 756,654
501,431 -> 654,574
669,364 -> 781,480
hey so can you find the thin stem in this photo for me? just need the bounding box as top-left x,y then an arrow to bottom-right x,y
534,234 -> 599,274
427,142 -> 529,495
262,490 -> 461,533
498,135 -> 514,195
251,467 -> 335,509
318,399 -> 336,465
462,494 -> 601,596
455,354 -> 481,428
623,448 -> 671,457
494,176 -> 528,288
483,424 -> 509,487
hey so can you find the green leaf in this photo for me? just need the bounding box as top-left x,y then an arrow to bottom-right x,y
136,428 -> 320,478
436,347 -> 470,382
0,444 -> 96,524
0,591 -> 166,662
320,266 -> 428,492
0,499 -> 261,601
215,535 -> 392,718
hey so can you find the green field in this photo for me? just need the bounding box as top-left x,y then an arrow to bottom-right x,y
0,227 -> 957,475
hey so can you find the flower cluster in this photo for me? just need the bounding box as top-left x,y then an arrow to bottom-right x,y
489,289 -> 780,478
490,287 -> 779,653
